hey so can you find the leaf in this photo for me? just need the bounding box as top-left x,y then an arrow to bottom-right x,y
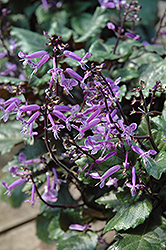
131,52 -> 162,69
36,214 -> 54,244
57,231 -> 98,250
48,215 -> 65,241
89,40 -> 119,63
0,121 -> 24,155
144,44 -> 166,56
116,40 -> 142,62
0,75 -> 25,84
146,152 -> 166,180
95,191 -> 122,210
140,58 -> 166,97
104,198 -> 152,232
11,27 -> 48,54
112,68 -> 140,82
75,7 -> 109,43
71,13 -> 92,36
108,215 -> 166,250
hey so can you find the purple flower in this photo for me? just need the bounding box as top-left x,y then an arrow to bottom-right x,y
131,145 -> 157,167
41,0 -> 52,12
95,151 -> 117,163
123,151 -> 130,169
18,50 -> 50,75
69,224 -> 91,231
90,164 -> 121,188
118,120 -> 137,146
42,172 -> 58,202
65,68 -> 83,82
19,152 -> 42,165
63,50 -> 91,70
48,113 -> 65,140
52,168 -> 66,191
17,104 -> 40,120
59,71 -> 78,96
2,178 -> 26,197
125,32 -> 141,40
107,22 -> 116,30
0,62 -> 17,77
25,183 -> 39,207
0,97 -> 21,122
106,177 -> 118,188
126,166 -> 145,196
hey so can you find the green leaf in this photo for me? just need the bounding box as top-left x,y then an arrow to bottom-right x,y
104,198 -> 152,232
89,40 -> 119,63
48,215 -> 65,241
116,40 -> 142,62
36,214 -> 54,244
57,231 -> 98,250
11,27 -> 48,54
108,215 -> 166,250
0,75 -> 25,84
140,58 -> 166,97
144,44 -> 166,56
146,152 -> 166,180
95,191 -> 122,210
71,13 -> 92,36
112,68 -> 140,82
0,121 -> 24,155
131,52 -> 162,69
75,7 -> 109,43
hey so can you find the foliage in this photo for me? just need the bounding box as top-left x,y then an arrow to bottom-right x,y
0,0 -> 166,249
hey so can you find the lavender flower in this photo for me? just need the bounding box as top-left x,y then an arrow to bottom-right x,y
18,50 -> 50,75
69,224 -> 91,231
59,71 -> 78,96
63,50 -> 91,70
2,178 -> 26,197
19,152 -> 42,165
25,183 -> 39,207
118,120 -> 137,146
126,166 -> 145,196
107,22 -> 116,30
125,32 -> 141,40
90,164 -> 121,188
48,113 -> 65,139
42,172 -> 58,202
131,145 -> 157,168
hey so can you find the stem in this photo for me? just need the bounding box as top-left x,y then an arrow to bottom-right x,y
32,179 -> 84,209
139,89 -> 159,153
43,104 -> 82,185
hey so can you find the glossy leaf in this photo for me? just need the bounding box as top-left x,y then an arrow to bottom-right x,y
108,215 -> 166,250
0,75 -> 25,84
48,215 -> 65,241
112,68 -> 140,82
95,191 -> 122,210
75,7 -> 109,43
11,27 -> 48,53
146,152 -> 166,180
140,58 -> 166,97
57,231 -> 98,250
0,121 -> 24,155
36,214 -> 54,244
104,198 -> 152,233
89,40 -> 119,63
